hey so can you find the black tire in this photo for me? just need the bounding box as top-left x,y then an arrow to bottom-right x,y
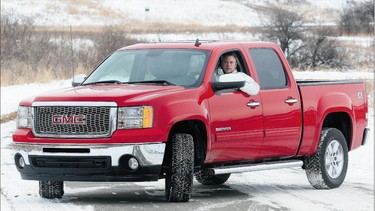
195,171 -> 230,185
165,133 -> 194,202
39,181 -> 64,199
304,128 -> 348,189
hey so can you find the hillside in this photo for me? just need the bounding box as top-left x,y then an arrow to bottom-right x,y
1,0 -> 354,28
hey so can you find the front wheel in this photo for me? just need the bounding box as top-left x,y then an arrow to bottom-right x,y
304,128 -> 348,189
165,133 -> 194,202
39,181 -> 64,199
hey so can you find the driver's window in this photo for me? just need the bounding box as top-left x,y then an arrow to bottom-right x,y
212,51 -> 247,82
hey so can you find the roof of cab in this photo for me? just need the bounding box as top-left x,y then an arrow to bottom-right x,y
119,40 -> 278,51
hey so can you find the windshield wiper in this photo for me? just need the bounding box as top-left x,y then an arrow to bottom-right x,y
126,80 -> 176,86
83,80 -> 123,85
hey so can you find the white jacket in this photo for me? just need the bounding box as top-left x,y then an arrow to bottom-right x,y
217,69 -> 260,96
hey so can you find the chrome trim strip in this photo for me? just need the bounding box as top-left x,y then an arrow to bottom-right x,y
110,107 -> 118,136
13,143 -> 166,167
209,160 -> 303,175
32,102 -> 117,107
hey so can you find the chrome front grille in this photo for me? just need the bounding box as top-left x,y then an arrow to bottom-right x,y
32,102 -> 117,138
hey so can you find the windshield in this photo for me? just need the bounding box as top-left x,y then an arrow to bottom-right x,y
83,49 -> 210,87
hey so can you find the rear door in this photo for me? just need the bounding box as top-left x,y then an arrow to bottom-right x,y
247,47 -> 302,158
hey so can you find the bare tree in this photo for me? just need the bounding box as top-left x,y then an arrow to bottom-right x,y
93,25 -> 139,62
288,27 -> 347,70
262,7 -> 305,60
308,28 -> 343,68
1,14 -> 142,85
76,42 -> 97,72
1,12 -> 34,67
1,12 -> 36,84
261,7 -> 346,69
339,0 -> 374,35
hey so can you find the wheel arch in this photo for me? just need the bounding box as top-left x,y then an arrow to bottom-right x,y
310,92 -> 354,154
162,120 -> 207,170
322,112 -> 352,150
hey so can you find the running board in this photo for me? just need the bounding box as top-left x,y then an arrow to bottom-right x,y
206,160 -> 303,175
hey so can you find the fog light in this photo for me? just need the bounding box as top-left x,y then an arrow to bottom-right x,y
128,157 -> 139,170
18,156 -> 25,168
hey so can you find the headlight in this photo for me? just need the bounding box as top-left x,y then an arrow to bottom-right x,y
118,106 -> 153,129
17,106 -> 32,128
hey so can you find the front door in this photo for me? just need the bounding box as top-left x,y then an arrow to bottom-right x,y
206,50 -> 263,163
207,91 -> 263,163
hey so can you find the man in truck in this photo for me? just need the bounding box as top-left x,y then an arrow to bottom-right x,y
216,52 -> 260,95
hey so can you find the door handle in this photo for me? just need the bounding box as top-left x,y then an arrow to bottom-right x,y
285,98 -> 298,105
247,101 -> 260,108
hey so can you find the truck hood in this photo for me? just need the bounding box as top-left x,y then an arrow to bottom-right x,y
21,84 -> 185,106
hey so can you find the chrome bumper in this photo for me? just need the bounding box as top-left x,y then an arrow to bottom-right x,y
13,142 -> 166,167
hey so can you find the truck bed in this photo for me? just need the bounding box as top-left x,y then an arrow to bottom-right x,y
296,79 -> 368,155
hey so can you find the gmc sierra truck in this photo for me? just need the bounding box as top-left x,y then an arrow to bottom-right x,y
13,41 -> 369,202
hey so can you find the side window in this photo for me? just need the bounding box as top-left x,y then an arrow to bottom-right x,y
212,50 -> 249,81
249,48 -> 287,90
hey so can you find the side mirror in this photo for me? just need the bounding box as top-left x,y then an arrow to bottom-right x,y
211,74 -> 245,92
71,74 -> 87,87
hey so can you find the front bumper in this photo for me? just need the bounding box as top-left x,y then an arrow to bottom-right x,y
13,143 -> 165,181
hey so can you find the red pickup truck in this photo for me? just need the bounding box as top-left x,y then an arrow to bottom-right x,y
13,41 -> 369,202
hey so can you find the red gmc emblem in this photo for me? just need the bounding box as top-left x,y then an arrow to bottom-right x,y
52,115 -> 86,125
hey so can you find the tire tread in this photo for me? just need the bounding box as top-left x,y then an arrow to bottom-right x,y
39,181 -> 64,199
304,128 -> 348,189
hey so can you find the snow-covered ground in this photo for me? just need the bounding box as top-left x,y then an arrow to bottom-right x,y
1,71 -> 374,210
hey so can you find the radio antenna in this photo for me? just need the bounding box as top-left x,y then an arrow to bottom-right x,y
194,38 -> 201,47
70,25 -> 74,82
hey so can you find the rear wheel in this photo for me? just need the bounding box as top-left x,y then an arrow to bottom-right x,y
304,128 -> 348,189
39,181 -> 64,199
165,133 -> 194,202
195,171 -> 231,185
